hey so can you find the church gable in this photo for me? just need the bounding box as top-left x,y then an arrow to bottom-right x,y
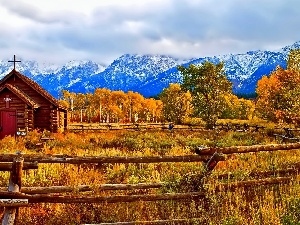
0,69 -> 63,108
0,55 -> 68,138
0,84 -> 40,108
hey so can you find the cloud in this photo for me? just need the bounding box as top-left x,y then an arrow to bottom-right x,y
0,0 -> 84,24
0,0 -> 299,65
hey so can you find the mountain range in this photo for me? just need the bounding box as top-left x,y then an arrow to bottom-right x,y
1,41 -> 300,99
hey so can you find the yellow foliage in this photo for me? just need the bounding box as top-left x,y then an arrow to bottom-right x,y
160,83 -> 193,124
0,129 -> 297,224
221,93 -> 255,120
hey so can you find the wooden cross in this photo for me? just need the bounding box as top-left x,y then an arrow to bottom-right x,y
8,55 -> 21,70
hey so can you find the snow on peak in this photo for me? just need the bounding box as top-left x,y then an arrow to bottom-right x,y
0,40 -> 298,98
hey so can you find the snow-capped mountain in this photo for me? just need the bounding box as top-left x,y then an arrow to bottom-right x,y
1,41 -> 299,98
96,54 -> 182,92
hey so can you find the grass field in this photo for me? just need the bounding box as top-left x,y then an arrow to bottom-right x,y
0,127 -> 299,224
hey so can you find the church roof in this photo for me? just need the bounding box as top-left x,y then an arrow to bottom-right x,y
0,69 -> 67,110
0,83 -> 40,108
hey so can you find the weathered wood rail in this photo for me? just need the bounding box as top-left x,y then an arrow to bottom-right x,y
214,123 -> 265,132
68,123 -> 206,132
0,142 -> 300,165
194,142 -> 300,155
0,176 -> 291,195
93,218 -> 204,225
67,123 -> 268,133
0,152 -> 224,224
273,127 -> 300,142
218,167 -> 300,180
1,141 -> 300,224
0,154 -> 212,164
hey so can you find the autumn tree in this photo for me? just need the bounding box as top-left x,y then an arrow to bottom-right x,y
238,98 -> 255,120
85,93 -> 94,122
287,49 -> 300,71
221,93 -> 255,120
72,93 -> 90,122
60,90 -> 77,120
159,83 -> 192,124
93,88 -> 111,122
59,90 -> 71,110
61,88 -> 163,123
178,61 -> 232,128
108,91 -> 128,122
127,91 -> 144,123
141,98 -> 159,122
256,64 -> 300,122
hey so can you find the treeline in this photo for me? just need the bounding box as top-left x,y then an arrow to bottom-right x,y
59,85 -> 254,125
161,49 -> 300,127
59,49 -> 300,127
60,89 -> 163,123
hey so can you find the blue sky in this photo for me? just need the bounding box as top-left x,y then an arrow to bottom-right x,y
0,0 -> 299,66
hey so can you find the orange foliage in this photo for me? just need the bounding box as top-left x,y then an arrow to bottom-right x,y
256,66 -> 300,123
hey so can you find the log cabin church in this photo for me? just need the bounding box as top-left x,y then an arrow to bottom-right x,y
0,56 -> 68,138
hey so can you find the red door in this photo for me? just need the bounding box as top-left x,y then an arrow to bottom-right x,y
0,110 -> 16,139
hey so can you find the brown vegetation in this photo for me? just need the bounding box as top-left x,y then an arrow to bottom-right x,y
0,127 -> 298,224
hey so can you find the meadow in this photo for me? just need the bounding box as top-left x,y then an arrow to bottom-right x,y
1,124 -> 300,225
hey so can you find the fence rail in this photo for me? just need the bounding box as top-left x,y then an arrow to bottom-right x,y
0,176 -> 292,196
1,141 -> 300,224
67,123 -> 300,137
0,142 -> 300,165
0,154 -> 212,164
67,123 -> 196,132
195,142 -> 300,155
67,123 -> 269,133
89,218 -> 204,225
0,183 -> 165,194
0,176 -> 292,205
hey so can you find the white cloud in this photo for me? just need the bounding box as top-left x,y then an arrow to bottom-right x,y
0,0 -> 299,65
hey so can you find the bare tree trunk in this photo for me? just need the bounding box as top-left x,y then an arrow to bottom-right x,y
99,103 -> 102,123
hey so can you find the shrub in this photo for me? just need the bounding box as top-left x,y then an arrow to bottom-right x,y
183,117 -> 206,126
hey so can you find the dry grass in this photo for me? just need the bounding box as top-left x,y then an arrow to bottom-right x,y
0,128 -> 298,224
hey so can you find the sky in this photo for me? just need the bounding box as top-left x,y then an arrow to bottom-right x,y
0,0 -> 299,66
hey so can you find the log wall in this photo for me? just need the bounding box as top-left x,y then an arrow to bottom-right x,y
0,89 -> 28,130
1,75 -> 65,132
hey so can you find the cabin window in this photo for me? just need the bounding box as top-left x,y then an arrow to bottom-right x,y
3,95 -> 12,108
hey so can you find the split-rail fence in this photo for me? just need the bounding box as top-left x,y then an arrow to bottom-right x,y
67,123 -> 267,132
1,142 -> 300,224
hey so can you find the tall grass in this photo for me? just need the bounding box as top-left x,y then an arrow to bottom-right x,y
0,128 -> 298,224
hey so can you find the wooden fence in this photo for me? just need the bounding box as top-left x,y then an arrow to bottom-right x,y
67,123 -> 267,132
1,142 -> 300,224
67,123 -> 205,132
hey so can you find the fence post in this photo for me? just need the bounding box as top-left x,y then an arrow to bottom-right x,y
204,152 -> 225,175
189,152 -> 225,211
2,154 -> 24,225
